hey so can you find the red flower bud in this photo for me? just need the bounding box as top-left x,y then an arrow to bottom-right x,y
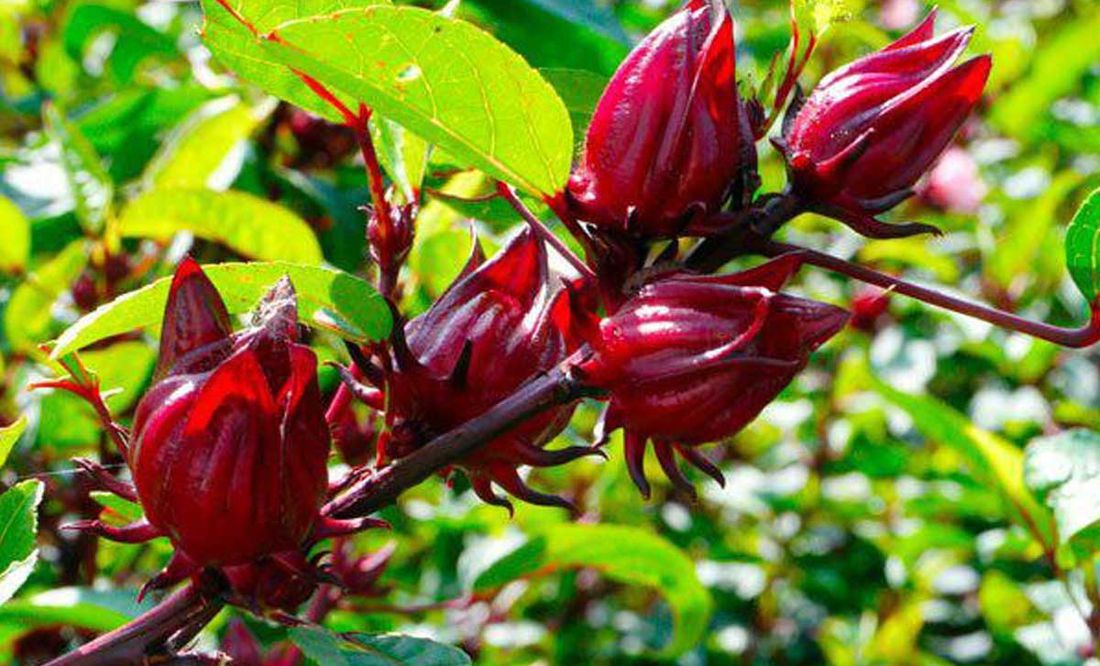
778,10 -> 991,238
568,0 -> 755,237
579,255 -> 848,497
377,230 -> 594,510
129,259 -> 330,566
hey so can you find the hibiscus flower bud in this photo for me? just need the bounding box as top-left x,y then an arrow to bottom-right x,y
777,10 -> 991,238
129,259 -> 331,566
374,229 -> 597,511
579,255 -> 848,497
567,0 -> 755,237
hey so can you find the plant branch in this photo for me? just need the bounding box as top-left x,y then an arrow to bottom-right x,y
497,183 -> 595,283
324,355 -> 600,519
685,192 -> 804,272
763,239 -> 1100,347
45,579 -> 226,666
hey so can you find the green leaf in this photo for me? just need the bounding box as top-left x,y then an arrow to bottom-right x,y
90,492 -> 144,524
538,68 -> 607,140
51,261 -> 391,358
42,104 -> 113,235
371,117 -> 430,204
990,10 -> 1100,140
0,480 -> 43,605
0,195 -> 29,273
792,0 -> 853,36
256,5 -> 573,197
289,626 -> 471,666
0,587 -> 151,631
81,341 -> 157,412
472,524 -> 712,658
0,417 -> 27,469
4,240 -> 90,352
869,371 -> 1056,550
61,1 -> 178,83
1064,187 -> 1100,304
142,96 -> 267,192
1024,429 -> 1100,552
200,0 -> 391,122
119,189 -> 323,263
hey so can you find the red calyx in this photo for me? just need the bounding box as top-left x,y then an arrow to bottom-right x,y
579,254 -> 849,498
777,10 -> 991,239
360,229 -> 597,511
127,258 -> 332,567
568,0 -> 756,237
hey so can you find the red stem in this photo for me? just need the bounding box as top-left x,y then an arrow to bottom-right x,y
497,183 -> 595,283
763,239 -> 1100,347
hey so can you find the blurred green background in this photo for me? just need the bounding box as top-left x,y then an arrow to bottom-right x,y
1,0 -> 1100,664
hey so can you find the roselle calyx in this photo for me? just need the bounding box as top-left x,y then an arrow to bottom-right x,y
578,255 -> 848,497
127,259 -> 333,566
359,229 -> 596,511
567,0 -> 756,237
776,10 -> 991,239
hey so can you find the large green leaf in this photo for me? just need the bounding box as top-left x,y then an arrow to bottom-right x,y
472,524 -> 712,658
289,626 -> 471,666
42,105 -> 112,235
1064,187 -> 1100,304
256,5 -> 572,197
200,0 -> 391,122
0,195 -> 29,273
142,96 -> 267,191
4,240 -> 90,352
118,189 -> 323,263
870,373 -> 1056,550
0,480 -> 43,605
50,261 -> 391,358
1024,429 -> 1100,553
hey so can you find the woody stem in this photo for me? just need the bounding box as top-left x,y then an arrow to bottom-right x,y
497,183 -> 596,283
762,239 -> 1100,347
44,577 -> 226,666
325,355 -> 601,519
685,192 -> 804,272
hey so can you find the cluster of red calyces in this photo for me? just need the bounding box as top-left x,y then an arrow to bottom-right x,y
776,9 -> 991,238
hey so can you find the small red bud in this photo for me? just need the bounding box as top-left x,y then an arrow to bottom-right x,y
568,0 -> 755,237
580,255 -> 848,497
778,10 -> 991,238
374,230 -> 594,510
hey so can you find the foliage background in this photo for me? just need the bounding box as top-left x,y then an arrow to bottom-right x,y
1,0 -> 1099,664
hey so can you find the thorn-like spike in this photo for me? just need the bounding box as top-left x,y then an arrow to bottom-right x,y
64,518 -> 162,544
623,430 -> 651,500
491,466 -> 577,513
331,364 -> 385,410
654,441 -> 697,500
676,444 -> 726,487
311,515 -> 390,541
511,442 -> 605,467
470,474 -> 514,516
138,550 -> 198,602
73,457 -> 138,501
